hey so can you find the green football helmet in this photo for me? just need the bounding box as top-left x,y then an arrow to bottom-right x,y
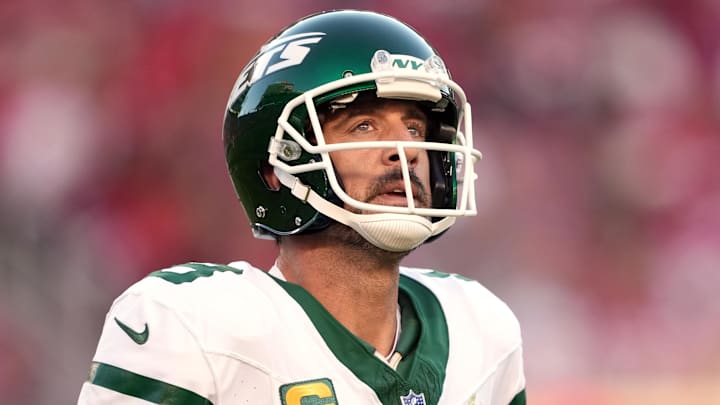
223,10 -> 482,252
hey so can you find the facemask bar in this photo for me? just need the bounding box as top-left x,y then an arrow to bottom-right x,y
267,69 -> 482,220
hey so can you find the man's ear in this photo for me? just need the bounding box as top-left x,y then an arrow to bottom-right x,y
260,161 -> 281,191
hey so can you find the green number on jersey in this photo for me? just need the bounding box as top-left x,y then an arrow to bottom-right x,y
423,270 -> 474,282
149,262 -> 243,284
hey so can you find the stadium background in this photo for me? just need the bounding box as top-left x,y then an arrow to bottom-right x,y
1,0 -> 719,403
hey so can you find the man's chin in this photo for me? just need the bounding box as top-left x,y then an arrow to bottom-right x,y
322,222 -> 413,259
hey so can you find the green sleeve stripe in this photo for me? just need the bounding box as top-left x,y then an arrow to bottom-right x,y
509,389 -> 526,405
89,362 -> 212,405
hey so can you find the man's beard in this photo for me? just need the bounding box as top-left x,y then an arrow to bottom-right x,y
322,168 -> 431,259
364,168 -> 430,209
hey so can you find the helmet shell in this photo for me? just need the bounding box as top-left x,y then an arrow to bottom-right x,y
223,10 -> 459,237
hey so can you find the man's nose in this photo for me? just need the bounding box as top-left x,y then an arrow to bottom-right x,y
381,122 -> 421,167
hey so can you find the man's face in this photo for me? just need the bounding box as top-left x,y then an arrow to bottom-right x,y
320,97 -> 432,214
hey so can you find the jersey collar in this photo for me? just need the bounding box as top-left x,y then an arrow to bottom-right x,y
266,267 -> 449,404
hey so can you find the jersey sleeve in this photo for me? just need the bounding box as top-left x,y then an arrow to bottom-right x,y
492,344 -> 526,405
77,282 -> 215,404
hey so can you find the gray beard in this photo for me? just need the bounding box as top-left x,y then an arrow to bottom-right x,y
322,221 -> 413,262
316,167 -> 429,260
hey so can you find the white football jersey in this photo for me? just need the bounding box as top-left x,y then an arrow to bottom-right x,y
78,261 -> 526,405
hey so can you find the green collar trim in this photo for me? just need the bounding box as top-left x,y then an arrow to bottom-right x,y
269,273 -> 448,405
395,289 -> 420,356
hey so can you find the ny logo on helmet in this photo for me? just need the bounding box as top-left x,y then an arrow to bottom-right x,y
392,57 -> 423,70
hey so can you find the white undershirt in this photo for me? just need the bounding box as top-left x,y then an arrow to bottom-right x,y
386,305 -> 402,360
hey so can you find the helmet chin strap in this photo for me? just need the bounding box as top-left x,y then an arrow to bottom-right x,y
274,168 -> 455,252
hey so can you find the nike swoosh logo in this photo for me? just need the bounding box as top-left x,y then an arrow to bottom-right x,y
114,317 -> 149,345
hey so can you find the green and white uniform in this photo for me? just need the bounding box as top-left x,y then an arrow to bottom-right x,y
78,262 -> 526,404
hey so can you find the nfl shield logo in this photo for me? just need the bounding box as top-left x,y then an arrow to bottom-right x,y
400,390 -> 426,405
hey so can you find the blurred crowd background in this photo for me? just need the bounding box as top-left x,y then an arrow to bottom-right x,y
1,0 -> 719,403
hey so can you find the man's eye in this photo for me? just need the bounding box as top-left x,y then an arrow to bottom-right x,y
407,124 -> 425,138
354,121 -> 372,132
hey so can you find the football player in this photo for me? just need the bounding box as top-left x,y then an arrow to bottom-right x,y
78,10 -> 526,405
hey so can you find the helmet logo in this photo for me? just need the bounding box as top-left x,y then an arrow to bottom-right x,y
250,32 -> 326,85
392,57 -> 423,70
227,32 -> 326,110
370,50 -> 449,103
371,51 -> 448,77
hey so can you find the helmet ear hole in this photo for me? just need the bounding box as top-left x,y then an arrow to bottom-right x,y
260,161 -> 281,191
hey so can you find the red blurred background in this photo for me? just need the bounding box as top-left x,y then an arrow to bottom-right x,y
1,0 -> 719,403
